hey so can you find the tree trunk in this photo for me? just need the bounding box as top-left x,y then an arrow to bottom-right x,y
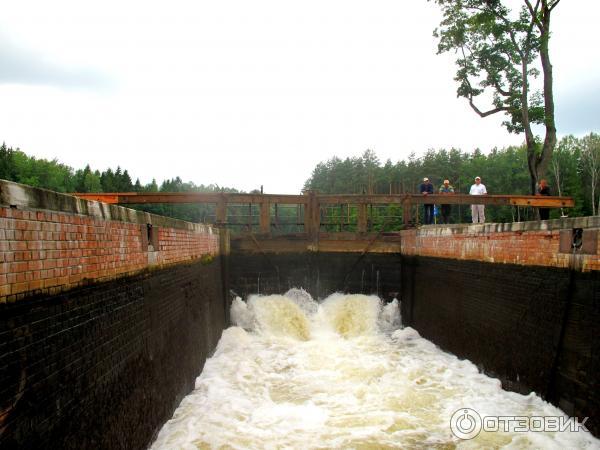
525,2 -> 557,195
521,54 -> 538,195
537,4 -> 557,190
551,159 -> 565,216
592,182 -> 596,216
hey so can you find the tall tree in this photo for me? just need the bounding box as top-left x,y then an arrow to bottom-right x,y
0,142 -> 16,181
431,0 -> 560,193
580,133 -> 600,215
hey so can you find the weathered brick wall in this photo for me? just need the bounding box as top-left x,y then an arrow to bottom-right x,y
399,255 -> 599,436
400,217 -> 600,271
0,180 -> 220,303
0,180 -> 228,449
229,252 -> 402,301
0,259 -> 226,449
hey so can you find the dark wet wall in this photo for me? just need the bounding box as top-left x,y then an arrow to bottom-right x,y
0,259 -> 226,450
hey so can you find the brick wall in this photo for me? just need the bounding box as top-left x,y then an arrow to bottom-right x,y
229,252 -> 402,301
0,180 -> 220,303
0,180 -> 228,449
0,259 -> 226,449
400,255 -> 599,436
400,217 -> 600,271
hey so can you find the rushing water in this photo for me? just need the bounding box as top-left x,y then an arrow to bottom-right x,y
151,290 -> 599,449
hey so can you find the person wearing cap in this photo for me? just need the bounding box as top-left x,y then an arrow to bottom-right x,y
469,176 -> 487,223
419,177 -> 434,225
438,179 -> 455,224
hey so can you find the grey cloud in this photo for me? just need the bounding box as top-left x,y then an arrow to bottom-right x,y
0,34 -> 114,90
555,80 -> 600,135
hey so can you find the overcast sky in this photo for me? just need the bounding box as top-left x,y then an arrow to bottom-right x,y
0,0 -> 598,193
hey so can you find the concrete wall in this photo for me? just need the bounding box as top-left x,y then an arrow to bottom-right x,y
0,180 -> 227,449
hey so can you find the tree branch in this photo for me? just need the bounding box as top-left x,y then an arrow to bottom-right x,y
468,99 -> 510,117
524,0 -> 543,32
494,82 -> 512,97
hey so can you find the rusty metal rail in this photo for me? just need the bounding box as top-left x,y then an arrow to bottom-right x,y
73,191 -> 575,234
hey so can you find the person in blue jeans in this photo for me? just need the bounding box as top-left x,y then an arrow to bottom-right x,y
419,177 -> 434,224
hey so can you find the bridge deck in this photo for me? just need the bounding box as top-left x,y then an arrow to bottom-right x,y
74,192 -> 574,232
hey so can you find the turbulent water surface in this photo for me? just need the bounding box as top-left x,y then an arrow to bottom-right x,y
151,290 -> 598,449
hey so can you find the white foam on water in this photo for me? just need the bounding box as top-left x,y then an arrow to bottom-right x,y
320,293 -> 381,337
248,294 -> 312,341
230,296 -> 253,330
380,298 -> 401,333
151,292 -> 600,449
284,287 -> 319,316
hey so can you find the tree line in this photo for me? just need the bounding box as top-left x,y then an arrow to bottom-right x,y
303,134 -> 600,223
0,143 -> 239,223
1,133 -> 599,226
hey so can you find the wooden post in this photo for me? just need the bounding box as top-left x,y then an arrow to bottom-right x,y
303,191 -> 320,243
304,194 -> 312,236
357,203 -> 368,233
312,195 -> 320,239
260,201 -> 271,234
248,203 -> 252,231
402,196 -> 412,227
216,196 -> 227,226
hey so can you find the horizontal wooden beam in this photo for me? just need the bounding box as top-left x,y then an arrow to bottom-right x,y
73,192 -> 309,205
230,233 -> 403,254
73,192 -> 574,208
405,194 -> 575,208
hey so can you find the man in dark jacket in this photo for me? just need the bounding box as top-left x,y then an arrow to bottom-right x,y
420,177 -> 434,225
536,179 -> 551,220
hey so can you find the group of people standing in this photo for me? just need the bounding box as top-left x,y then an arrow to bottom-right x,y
419,177 -> 462,224
419,177 -> 551,224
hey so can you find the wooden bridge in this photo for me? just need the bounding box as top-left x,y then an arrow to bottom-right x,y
74,191 -> 575,254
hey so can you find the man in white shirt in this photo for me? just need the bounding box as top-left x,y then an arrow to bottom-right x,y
469,176 -> 487,223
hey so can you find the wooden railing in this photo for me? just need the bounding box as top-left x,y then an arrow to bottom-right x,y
74,191 -> 575,235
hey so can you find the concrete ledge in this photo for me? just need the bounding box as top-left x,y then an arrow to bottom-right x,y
0,179 -> 214,234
